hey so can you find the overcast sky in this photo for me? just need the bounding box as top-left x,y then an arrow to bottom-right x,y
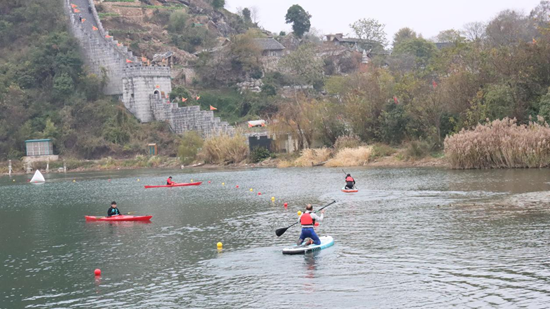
226,0 -> 542,40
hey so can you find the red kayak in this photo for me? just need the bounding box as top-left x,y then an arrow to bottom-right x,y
342,187 -> 358,193
85,215 -> 152,222
144,181 -> 202,189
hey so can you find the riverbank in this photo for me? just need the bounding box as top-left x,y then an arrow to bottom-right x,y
0,151 -> 448,176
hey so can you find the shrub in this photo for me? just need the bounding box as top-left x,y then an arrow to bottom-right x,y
178,131 -> 203,164
334,135 -> 362,151
199,133 -> 248,164
250,147 -> 271,163
372,143 -> 396,158
444,117 -> 550,169
405,141 -> 431,160
325,146 -> 372,167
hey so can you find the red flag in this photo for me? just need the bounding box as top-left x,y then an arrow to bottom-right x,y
71,4 -> 77,8
105,35 -> 111,39
182,98 -> 187,102
393,96 -> 399,104
196,96 -> 201,100
126,59 -> 133,63
92,26 -> 98,31
74,8 -> 80,13
81,18 -> 86,23
210,105 -> 217,111
432,80 -> 438,89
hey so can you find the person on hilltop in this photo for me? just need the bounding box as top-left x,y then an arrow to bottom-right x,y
167,176 -> 175,186
345,174 -> 356,189
107,201 -> 121,217
297,204 -> 325,246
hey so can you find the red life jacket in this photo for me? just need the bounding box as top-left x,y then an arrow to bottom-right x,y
167,178 -> 174,185
346,176 -> 354,182
301,212 -> 313,225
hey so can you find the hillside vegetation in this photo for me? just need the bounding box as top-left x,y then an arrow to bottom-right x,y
0,0 -> 179,160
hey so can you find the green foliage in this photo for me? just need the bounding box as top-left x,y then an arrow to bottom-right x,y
392,37 -> 438,68
212,0 -> 225,9
372,143 -> 396,158
168,11 -> 188,33
349,18 -> 388,49
170,86 -> 191,104
405,141 -> 431,160
380,102 -> 409,145
538,88 -> 550,122
250,147 -> 271,163
242,8 -> 252,24
279,43 -> 324,86
178,131 -> 203,164
285,5 -> 311,38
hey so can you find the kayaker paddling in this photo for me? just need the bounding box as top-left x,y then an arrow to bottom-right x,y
107,201 -> 121,217
297,204 -> 324,246
345,174 -> 356,189
167,176 -> 175,186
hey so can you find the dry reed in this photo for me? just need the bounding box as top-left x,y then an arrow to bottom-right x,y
325,146 -> 373,167
199,133 -> 248,164
293,148 -> 332,167
444,117 -> 550,169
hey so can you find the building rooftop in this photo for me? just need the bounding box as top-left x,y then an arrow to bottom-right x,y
253,38 -> 285,51
25,139 -> 52,143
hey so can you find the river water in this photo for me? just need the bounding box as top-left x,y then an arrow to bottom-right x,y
1,167 -> 550,308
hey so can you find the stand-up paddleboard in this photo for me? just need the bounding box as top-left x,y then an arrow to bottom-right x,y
282,236 -> 334,255
144,181 -> 202,189
341,187 -> 358,193
30,170 -> 45,184
85,215 -> 152,222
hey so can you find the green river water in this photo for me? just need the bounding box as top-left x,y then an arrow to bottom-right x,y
1,167 -> 550,308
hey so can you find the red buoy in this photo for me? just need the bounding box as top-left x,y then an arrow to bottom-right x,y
94,269 -> 101,276
236,185 -> 239,188
258,192 -> 261,195
284,203 -> 288,207
208,181 -> 211,184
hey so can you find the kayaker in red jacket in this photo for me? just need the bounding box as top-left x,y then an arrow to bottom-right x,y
107,201 -> 121,217
167,176 -> 175,185
345,174 -> 356,189
297,204 -> 325,246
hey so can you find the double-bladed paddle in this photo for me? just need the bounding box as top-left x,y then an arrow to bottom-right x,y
275,200 -> 337,237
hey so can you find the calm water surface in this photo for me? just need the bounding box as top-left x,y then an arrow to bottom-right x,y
1,167 -> 550,308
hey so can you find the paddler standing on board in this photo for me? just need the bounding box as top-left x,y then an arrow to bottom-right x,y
345,174 -> 356,189
297,204 -> 324,246
167,176 -> 175,186
107,201 -> 121,217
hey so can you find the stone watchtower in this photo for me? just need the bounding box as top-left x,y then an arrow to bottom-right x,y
64,0 -> 232,136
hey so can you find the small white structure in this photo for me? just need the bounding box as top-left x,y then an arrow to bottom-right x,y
248,120 -> 266,128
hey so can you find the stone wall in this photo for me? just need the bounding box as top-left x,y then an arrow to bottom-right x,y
64,0 -> 233,136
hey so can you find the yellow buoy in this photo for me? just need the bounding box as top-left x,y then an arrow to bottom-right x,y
191,179 -> 193,182
250,188 -> 253,192
271,197 -> 275,201
137,179 -> 140,182
222,182 -> 225,186
217,242 -> 223,249
13,179 -> 15,182
73,179 -> 76,183
298,211 -> 302,216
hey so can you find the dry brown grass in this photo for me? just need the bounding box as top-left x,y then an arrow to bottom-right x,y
444,117 -> 550,169
325,146 -> 373,167
293,148 -> 333,167
276,160 -> 292,168
199,133 -> 248,164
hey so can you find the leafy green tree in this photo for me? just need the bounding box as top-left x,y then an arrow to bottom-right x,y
242,8 -> 252,24
392,37 -> 438,69
279,43 -> 324,87
178,131 -> 204,164
393,27 -> 417,49
168,11 -> 188,33
285,5 -> 311,38
212,0 -> 225,10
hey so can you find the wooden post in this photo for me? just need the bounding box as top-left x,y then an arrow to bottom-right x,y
8,160 -> 12,176
46,161 -> 49,173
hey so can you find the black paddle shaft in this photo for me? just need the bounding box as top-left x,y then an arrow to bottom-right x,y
275,200 -> 336,237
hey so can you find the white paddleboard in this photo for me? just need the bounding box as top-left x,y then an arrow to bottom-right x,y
30,169 -> 45,183
282,235 -> 334,255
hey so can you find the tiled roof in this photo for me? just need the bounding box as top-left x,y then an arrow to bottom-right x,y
253,38 -> 285,51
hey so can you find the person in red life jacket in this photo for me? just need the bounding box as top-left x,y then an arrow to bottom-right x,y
167,176 -> 175,186
345,174 -> 356,189
297,204 -> 325,246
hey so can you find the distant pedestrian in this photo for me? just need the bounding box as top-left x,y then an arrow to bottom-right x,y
78,14 -> 82,22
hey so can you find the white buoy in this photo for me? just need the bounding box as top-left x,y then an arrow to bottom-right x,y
30,169 -> 45,184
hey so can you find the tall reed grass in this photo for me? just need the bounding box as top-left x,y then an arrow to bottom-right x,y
293,148 -> 332,167
444,117 -> 550,169
199,133 -> 248,164
325,146 -> 373,167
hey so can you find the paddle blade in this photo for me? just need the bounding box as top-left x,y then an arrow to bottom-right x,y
275,227 -> 288,237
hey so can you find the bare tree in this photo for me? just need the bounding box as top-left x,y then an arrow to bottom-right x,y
463,22 -> 486,42
250,6 -> 259,24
